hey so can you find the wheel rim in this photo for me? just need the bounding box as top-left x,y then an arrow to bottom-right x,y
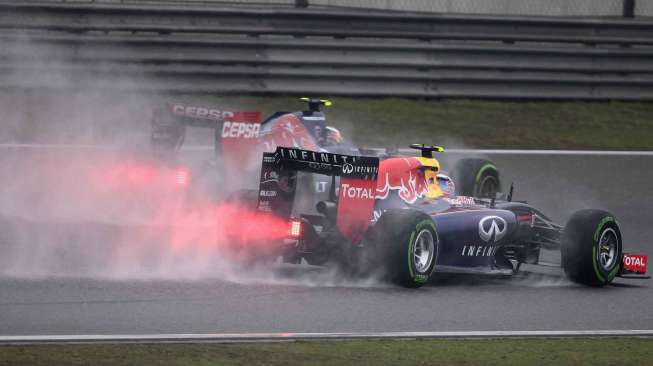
413,229 -> 435,273
477,176 -> 498,199
597,227 -> 619,271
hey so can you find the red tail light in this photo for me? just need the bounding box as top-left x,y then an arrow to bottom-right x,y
175,169 -> 189,187
289,218 -> 303,238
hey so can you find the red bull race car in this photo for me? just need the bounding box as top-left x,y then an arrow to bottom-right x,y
235,144 -> 649,288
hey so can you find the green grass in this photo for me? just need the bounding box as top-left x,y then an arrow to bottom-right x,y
2,338 -> 653,366
175,96 -> 653,150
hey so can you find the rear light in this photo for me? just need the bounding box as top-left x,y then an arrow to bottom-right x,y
175,169 -> 189,187
289,218 -> 303,239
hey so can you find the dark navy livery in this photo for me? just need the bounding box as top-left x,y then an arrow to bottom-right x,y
229,144 -> 648,288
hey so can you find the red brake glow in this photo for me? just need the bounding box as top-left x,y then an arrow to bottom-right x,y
289,219 -> 303,238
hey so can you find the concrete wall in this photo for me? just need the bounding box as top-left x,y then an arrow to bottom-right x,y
636,0 -> 653,16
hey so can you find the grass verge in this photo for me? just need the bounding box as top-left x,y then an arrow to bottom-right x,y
188,96 -> 653,150
2,337 -> 652,366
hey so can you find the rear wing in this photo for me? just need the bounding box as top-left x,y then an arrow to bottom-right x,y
152,102 -> 262,152
152,102 -> 263,182
165,102 -> 261,127
257,147 -> 379,244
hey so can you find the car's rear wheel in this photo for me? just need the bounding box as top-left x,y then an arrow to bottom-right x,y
561,209 -> 622,286
453,158 -> 500,199
371,209 -> 438,288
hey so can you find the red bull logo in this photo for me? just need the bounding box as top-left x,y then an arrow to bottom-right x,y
376,157 -> 429,204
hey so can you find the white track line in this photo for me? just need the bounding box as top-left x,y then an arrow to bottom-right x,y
1,330 -> 653,344
1,144 -> 653,156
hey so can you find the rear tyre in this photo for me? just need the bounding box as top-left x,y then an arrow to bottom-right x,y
452,158 -> 500,199
372,210 -> 438,288
561,209 -> 622,286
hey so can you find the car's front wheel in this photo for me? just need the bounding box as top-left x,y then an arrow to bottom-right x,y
452,158 -> 500,199
561,209 -> 622,286
372,210 -> 438,288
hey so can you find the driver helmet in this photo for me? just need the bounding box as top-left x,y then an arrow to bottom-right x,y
423,167 -> 442,199
423,169 -> 456,199
324,126 -> 343,146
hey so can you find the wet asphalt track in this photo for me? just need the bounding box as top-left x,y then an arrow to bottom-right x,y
0,153 -> 651,335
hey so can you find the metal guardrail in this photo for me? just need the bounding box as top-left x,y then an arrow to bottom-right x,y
0,1 -> 652,99
3,330 -> 653,344
9,0 -> 652,18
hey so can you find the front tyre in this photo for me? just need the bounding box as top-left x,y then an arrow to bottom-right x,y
561,209 -> 622,286
453,158 -> 500,199
373,210 -> 438,288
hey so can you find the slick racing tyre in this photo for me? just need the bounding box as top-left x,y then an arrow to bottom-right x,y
452,158 -> 500,199
561,210 -> 622,286
373,210 -> 438,288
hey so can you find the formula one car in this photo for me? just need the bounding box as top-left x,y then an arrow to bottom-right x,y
237,144 -> 649,288
149,98 -> 502,203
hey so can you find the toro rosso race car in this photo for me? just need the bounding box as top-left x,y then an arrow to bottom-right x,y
149,98 -> 501,204
234,144 -> 649,288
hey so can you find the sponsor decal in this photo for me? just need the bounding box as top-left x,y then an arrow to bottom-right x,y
460,244 -> 498,257
277,147 -> 352,165
257,200 -> 272,212
375,158 -> 429,204
261,171 -> 279,184
260,190 -> 277,197
594,216 -> 615,241
623,253 -> 647,273
478,216 -> 507,242
345,164 -> 378,176
443,196 -> 476,206
315,181 -> 328,193
275,147 -> 379,178
170,103 -> 230,121
308,162 -> 332,171
216,109 -> 261,187
221,121 -> 260,139
340,183 -> 374,199
337,177 -> 377,244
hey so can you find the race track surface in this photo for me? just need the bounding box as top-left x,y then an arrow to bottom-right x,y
0,153 -> 651,335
